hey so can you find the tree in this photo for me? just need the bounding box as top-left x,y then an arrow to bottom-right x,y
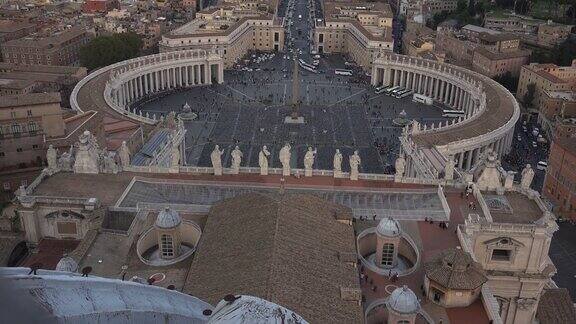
494,72 -> 519,92
523,83 -> 536,107
80,33 -> 143,70
554,36 -> 576,66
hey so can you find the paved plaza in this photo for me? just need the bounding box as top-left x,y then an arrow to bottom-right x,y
138,59 -> 450,173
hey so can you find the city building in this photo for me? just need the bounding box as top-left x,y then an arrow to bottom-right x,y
543,136 -> 576,220
438,25 -> 530,77
401,25 -> 444,61
0,93 -> 65,170
484,12 -> 574,47
0,19 -> 36,44
160,5 -> 285,68
471,33 -> 530,78
0,64 -> 87,106
82,0 -> 120,14
0,27 -> 90,66
516,61 -> 576,133
312,1 -> 394,70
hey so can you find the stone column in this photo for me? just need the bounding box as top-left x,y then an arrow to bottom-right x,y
465,150 -> 473,170
371,67 -> 379,85
19,209 -> 40,244
218,63 -> 224,84
458,152 -> 465,169
440,81 -> 446,102
205,63 -> 211,85
384,68 -> 391,86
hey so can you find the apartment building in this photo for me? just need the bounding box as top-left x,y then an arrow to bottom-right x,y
0,20 -> 36,44
484,12 -> 574,47
0,64 -> 87,107
437,25 -> 530,77
543,136 -> 576,220
517,61 -> 576,134
159,6 -> 284,67
1,27 -> 90,66
313,1 -> 394,70
0,93 -> 65,170
401,25 -> 444,61
471,33 -> 530,77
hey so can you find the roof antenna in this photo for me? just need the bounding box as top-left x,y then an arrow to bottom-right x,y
28,263 -> 43,275
81,266 -> 92,277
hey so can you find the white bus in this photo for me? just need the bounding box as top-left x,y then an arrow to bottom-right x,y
384,86 -> 402,95
442,109 -> 466,118
335,69 -> 353,76
412,93 -> 433,105
390,87 -> 405,96
299,62 -> 319,73
394,89 -> 414,98
374,85 -> 388,94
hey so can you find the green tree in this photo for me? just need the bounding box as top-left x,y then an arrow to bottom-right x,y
523,83 -> 536,107
80,33 -> 143,70
554,36 -> 576,66
494,72 -> 519,92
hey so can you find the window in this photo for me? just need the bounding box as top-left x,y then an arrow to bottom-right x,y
160,234 -> 174,257
491,249 -> 511,261
381,243 -> 394,266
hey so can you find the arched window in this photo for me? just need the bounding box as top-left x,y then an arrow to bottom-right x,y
398,321 -> 410,324
160,234 -> 174,258
381,243 -> 394,266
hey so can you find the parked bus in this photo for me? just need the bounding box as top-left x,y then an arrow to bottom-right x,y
412,93 -> 433,105
390,87 -> 405,96
335,69 -> 353,76
374,85 -> 389,94
299,62 -> 319,73
394,89 -> 414,98
442,109 -> 466,118
384,86 -> 402,95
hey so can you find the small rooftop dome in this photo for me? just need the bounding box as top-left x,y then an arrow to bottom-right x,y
387,285 -> 420,314
155,207 -> 182,229
55,256 -> 78,272
376,217 -> 401,237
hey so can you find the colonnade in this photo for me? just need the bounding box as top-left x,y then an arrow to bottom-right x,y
372,66 -> 478,118
371,53 -> 519,177
111,62 -> 224,108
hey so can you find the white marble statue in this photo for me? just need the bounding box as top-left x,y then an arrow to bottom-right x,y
521,164 -> 535,189
171,143 -> 180,168
102,151 -> 119,174
444,156 -> 455,181
349,150 -> 361,180
46,144 -> 58,171
73,131 -> 100,174
118,141 -> 131,168
303,146 -> 317,177
395,154 -> 406,181
259,146 -> 271,175
58,146 -> 74,172
333,149 -> 343,178
279,143 -> 291,176
231,146 -> 243,174
211,145 -> 224,175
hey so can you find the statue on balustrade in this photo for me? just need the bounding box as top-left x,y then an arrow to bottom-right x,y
279,143 -> 291,176
211,145 -> 224,175
73,131 -> 100,174
395,154 -> 406,181
58,146 -> 74,172
349,150 -> 361,181
333,149 -> 343,178
231,146 -> 243,174
303,147 -> 317,177
259,146 -> 271,175
444,156 -> 455,181
101,151 -> 119,174
520,164 -> 535,189
46,145 -> 58,171
118,141 -> 131,168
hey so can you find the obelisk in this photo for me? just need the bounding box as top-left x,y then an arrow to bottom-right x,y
285,55 -> 305,124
